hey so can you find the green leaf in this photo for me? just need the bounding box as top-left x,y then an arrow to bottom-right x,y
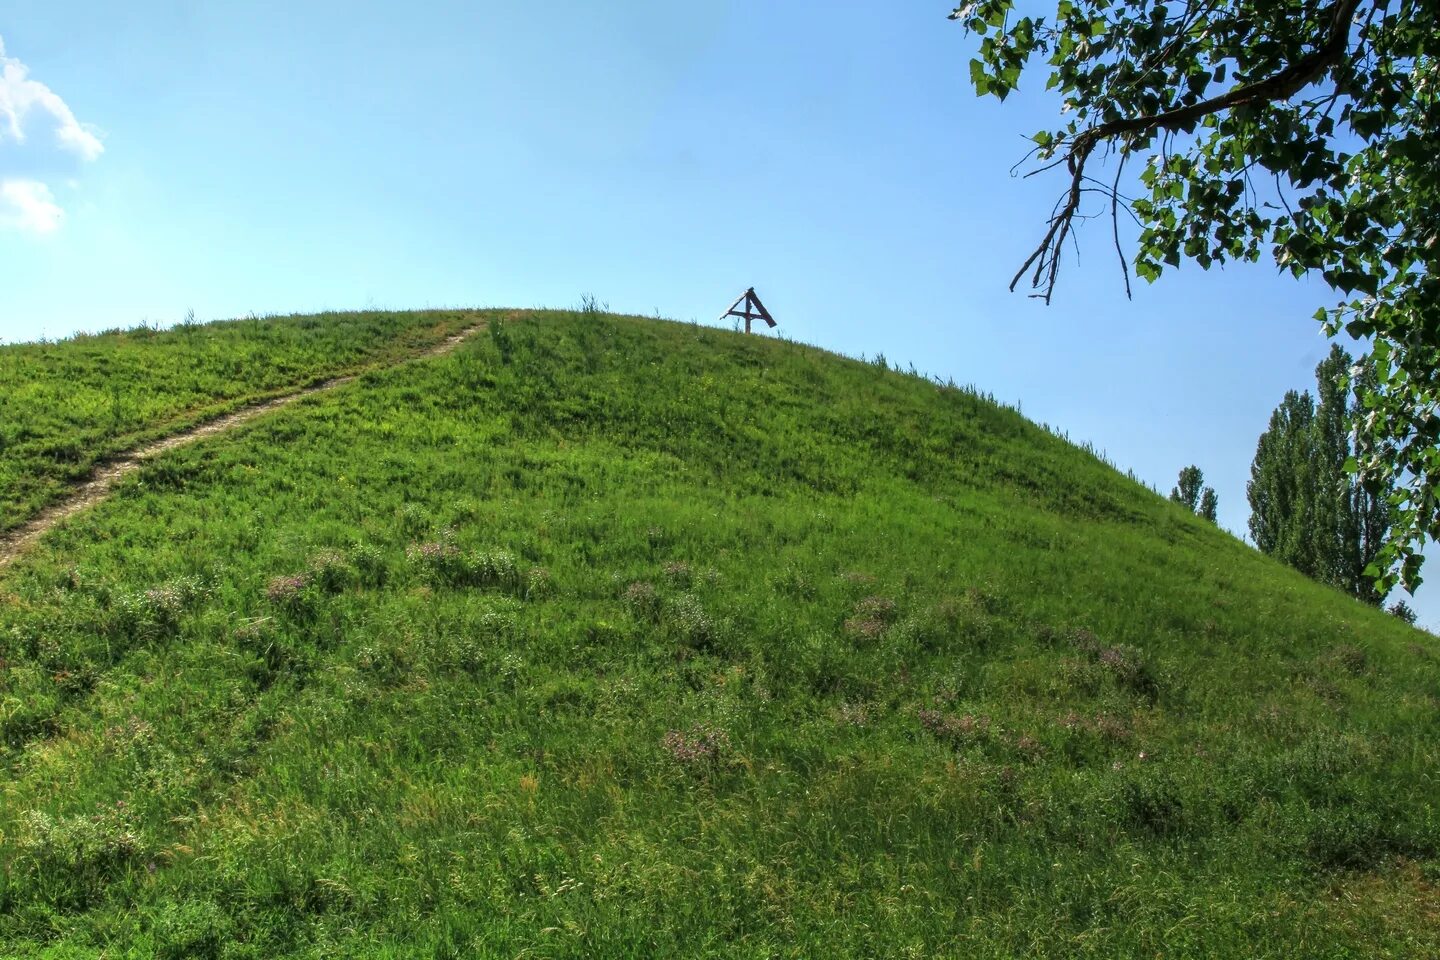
968,59 -> 991,95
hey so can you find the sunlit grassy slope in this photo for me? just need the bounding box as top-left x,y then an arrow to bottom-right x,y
1,312 -> 1436,958
0,310 -> 485,535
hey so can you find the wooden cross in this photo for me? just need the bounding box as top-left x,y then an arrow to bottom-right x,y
720,287 -> 776,334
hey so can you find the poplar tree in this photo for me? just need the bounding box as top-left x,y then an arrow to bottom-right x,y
1171,465 -> 1218,523
1247,346 -> 1392,602
1249,392 -> 1321,576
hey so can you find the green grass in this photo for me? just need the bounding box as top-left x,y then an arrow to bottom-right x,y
0,311 -> 1436,958
0,309 -> 489,536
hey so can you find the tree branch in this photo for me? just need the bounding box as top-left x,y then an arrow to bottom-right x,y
1016,0 -> 1366,298
1088,0 -> 1361,145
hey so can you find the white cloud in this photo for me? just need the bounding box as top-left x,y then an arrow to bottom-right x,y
0,35 -> 104,161
0,178 -> 64,234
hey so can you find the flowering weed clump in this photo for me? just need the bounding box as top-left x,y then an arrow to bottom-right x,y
1093,644 -> 1159,700
661,725 -> 731,767
1057,629 -> 1162,702
835,701 -> 871,728
844,595 -> 898,642
109,576 -> 207,640
1324,643 -> 1370,676
406,537 -> 519,591
1115,769 -> 1188,838
17,804 -> 150,908
621,580 -> 660,619
472,549 -> 519,589
264,573 -> 314,618
1057,712 -> 1132,743
347,541 -> 388,587
307,549 -> 356,594
666,593 -> 715,649
524,566 -> 553,600
407,539 -> 462,581
355,642 -> 413,687
397,502 -> 431,537
772,563 -> 818,600
662,561 -> 692,588
918,707 -> 992,746
265,573 -> 309,604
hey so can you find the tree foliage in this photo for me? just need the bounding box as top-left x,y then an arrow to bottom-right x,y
1247,345 -> 1392,602
1171,465 -> 1204,511
1388,598 -> 1419,623
1249,390 -> 1320,574
951,0 -> 1439,591
1198,486 -> 1219,523
1170,464 -> 1218,522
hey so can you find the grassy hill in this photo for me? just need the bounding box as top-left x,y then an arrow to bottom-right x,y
0,310 -> 483,536
0,311 -> 1436,958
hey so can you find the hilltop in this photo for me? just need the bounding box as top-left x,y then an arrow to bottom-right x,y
0,310 -> 1435,958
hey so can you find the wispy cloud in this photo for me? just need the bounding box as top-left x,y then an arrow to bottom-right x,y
0,35 -> 101,236
0,179 -> 64,234
0,35 -> 103,161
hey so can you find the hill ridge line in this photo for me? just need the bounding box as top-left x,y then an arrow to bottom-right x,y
0,318 -> 490,570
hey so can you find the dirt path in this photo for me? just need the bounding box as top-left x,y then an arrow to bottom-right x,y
0,320 -> 488,570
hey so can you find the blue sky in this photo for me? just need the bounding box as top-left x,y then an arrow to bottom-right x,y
2,2 -> 1424,622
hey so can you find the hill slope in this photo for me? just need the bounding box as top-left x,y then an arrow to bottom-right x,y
0,311 -> 1436,958
0,309 -> 485,537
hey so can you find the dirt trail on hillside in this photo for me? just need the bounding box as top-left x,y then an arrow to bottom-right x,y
0,320 -> 489,570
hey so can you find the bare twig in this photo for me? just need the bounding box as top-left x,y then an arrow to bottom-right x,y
1112,153 -> 1133,299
